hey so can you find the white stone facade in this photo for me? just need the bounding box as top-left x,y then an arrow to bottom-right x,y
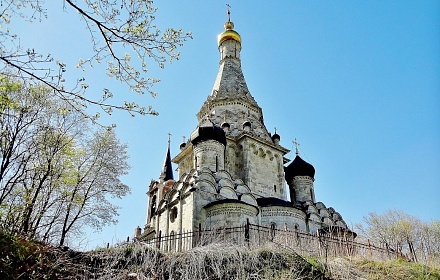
140,18 -> 354,242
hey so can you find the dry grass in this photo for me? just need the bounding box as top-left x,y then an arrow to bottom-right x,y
82,241 -> 329,279
53,242 -> 440,279
2,231 -> 440,279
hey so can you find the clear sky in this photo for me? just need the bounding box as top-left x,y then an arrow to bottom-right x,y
9,1 -> 440,249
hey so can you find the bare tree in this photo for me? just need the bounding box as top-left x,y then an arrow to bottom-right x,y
0,0 -> 191,119
357,210 -> 440,262
0,77 -> 130,246
55,129 -> 129,246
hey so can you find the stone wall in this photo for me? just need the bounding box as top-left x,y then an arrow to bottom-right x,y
239,137 -> 286,199
204,201 -> 258,228
193,140 -> 225,172
291,176 -> 314,203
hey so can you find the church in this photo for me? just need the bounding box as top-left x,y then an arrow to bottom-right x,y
138,13 -> 354,243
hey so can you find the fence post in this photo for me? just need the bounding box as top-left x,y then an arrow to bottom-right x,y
317,231 -> 322,257
385,243 -> 390,260
157,231 -> 162,250
367,239 -> 372,258
198,223 -> 202,247
245,218 -> 250,247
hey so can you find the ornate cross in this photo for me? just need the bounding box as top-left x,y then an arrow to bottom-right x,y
293,138 -> 300,156
226,4 -> 231,21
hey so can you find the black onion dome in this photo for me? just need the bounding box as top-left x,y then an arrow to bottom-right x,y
284,155 -> 315,183
271,133 -> 280,142
190,124 -> 227,146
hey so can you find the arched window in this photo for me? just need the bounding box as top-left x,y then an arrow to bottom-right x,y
151,195 -> 157,214
170,207 -> 178,223
270,223 -> 276,240
294,224 -> 300,246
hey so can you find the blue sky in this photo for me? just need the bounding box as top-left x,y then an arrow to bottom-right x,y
9,1 -> 440,249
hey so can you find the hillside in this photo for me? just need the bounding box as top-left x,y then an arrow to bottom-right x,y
1,231 -> 439,279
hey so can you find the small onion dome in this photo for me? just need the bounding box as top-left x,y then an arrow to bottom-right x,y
190,124 -> 227,146
218,21 -> 241,46
271,133 -> 280,144
179,142 -> 186,150
284,155 -> 315,183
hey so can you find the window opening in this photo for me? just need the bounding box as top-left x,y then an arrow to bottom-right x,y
170,207 -> 178,223
151,195 -> 157,215
270,223 -> 276,241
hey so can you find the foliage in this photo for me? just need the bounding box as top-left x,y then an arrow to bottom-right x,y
0,0 -> 191,119
0,230 -> 72,279
357,210 -> 440,264
2,233 -> 440,279
0,77 -> 130,247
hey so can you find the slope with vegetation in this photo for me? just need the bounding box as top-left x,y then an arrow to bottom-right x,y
1,229 -> 439,280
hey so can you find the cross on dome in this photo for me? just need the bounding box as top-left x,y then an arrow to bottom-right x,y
293,138 -> 300,156
226,4 -> 231,22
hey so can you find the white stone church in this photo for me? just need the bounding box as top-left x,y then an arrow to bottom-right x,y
138,15 -> 354,242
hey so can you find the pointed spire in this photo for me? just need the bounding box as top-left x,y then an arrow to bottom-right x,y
159,134 -> 174,181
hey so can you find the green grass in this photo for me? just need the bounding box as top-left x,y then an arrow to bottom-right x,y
353,258 -> 440,280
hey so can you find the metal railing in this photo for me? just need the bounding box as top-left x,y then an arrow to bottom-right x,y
138,223 -> 394,261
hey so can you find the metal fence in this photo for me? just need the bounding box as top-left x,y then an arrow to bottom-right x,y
138,223 -> 396,261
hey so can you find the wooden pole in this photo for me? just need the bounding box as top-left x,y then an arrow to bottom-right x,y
367,239 -> 372,258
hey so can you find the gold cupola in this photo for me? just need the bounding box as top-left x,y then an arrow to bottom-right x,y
217,9 -> 241,46
217,21 -> 241,46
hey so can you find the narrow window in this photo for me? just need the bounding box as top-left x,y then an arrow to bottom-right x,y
270,223 -> 276,240
215,155 -> 218,171
170,207 -> 178,223
151,195 -> 157,214
274,185 -> 277,193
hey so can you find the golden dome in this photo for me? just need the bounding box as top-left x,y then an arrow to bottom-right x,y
217,21 -> 241,46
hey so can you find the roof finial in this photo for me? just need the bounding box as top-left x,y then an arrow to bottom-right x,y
274,127 -> 277,134
182,135 -> 186,143
293,138 -> 300,156
167,132 -> 172,146
226,4 -> 231,22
